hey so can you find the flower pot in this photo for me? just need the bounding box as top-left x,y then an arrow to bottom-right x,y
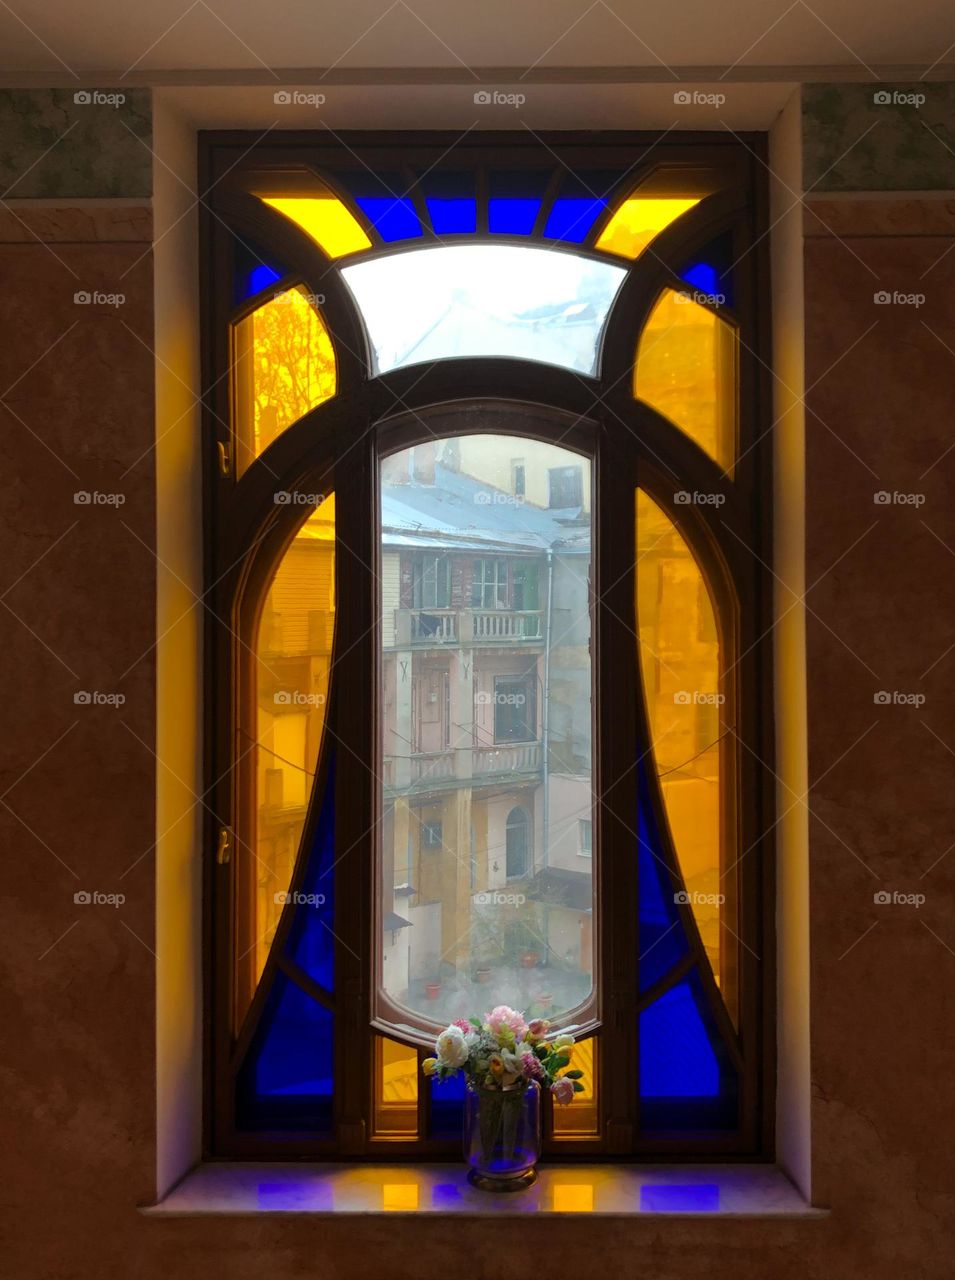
425,981 -> 441,1000
519,950 -> 539,969
475,967 -> 492,984
464,1081 -> 540,1191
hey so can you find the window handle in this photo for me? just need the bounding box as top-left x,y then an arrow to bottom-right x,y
216,827 -> 232,865
217,439 -> 232,478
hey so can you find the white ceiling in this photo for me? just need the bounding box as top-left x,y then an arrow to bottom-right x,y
0,0 -> 952,81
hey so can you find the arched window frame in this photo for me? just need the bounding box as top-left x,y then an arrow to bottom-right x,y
202,132 -> 775,1160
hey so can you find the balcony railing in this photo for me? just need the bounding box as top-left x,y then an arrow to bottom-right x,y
471,610 -> 543,642
395,608 -> 543,647
474,741 -> 542,775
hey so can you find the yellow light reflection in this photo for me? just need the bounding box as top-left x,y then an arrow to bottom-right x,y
233,286 -> 336,477
635,489 -> 736,1021
634,287 -> 737,472
244,495 -> 336,1006
596,197 -> 699,260
373,1036 -> 419,1138
552,1183 -> 595,1213
383,1183 -> 420,1211
262,196 -> 372,259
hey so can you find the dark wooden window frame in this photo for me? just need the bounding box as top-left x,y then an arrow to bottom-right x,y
200,130 -> 776,1162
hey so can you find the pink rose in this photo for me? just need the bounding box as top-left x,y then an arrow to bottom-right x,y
551,1077 -> 575,1105
452,1018 -> 471,1034
521,1052 -> 545,1081
527,1018 -> 549,1039
484,1005 -> 528,1040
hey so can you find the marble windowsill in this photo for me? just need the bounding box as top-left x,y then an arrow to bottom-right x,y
144,1162 -> 825,1218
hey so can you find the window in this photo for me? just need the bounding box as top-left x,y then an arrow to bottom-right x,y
505,807 -> 531,879
411,554 -> 451,609
548,464 -> 584,509
493,674 -> 538,744
579,819 -> 593,856
472,558 -> 508,609
206,133 -> 772,1160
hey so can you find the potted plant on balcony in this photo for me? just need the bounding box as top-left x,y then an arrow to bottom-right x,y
425,978 -> 442,1000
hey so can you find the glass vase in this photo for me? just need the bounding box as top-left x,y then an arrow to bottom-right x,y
464,1080 -> 541,1191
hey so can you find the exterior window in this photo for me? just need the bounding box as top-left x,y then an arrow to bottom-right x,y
505,807 -> 531,878
548,464 -> 583,509
472,558 -> 508,609
412,554 -> 451,608
207,133 -> 771,1161
493,674 -> 537,743
579,818 -> 593,856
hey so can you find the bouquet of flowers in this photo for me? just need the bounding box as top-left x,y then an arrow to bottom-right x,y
423,1005 -> 585,1175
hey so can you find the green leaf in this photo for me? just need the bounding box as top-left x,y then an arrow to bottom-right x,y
469,1017 -> 483,1029
553,1054 -> 570,1069
572,1081 -> 585,1093
564,1069 -> 584,1080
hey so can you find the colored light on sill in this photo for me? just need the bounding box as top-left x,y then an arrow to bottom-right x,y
640,1184 -> 720,1212
596,197 -> 700,259
383,1183 -> 420,1211
261,196 -> 372,259
543,197 -> 606,243
354,196 -> 423,242
552,1184 -> 595,1212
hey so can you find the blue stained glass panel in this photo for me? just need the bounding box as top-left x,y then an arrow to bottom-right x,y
638,762 -> 688,991
681,262 -> 720,297
430,1070 -> 466,1140
543,197 -> 607,243
354,197 -> 423,242
640,979 -> 719,1098
236,971 -> 334,1132
426,197 -> 478,235
246,263 -> 283,296
233,235 -> 287,304
288,758 -> 335,993
488,198 -> 541,235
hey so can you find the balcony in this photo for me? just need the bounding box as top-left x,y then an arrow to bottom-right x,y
383,742 -> 542,795
393,608 -> 543,649
474,741 -> 542,775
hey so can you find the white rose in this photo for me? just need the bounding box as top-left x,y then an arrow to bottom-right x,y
435,1025 -> 469,1069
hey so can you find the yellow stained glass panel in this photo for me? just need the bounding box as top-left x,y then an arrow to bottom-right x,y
373,1036 -> 419,1138
233,285 -> 336,477
261,196 -> 372,259
635,490 -> 736,1020
248,494 -> 336,995
596,197 -> 699,260
552,1037 -> 598,1137
634,287 -> 737,472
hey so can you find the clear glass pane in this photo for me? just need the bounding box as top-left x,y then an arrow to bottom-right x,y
244,494 -> 336,1004
373,1036 -> 419,1137
635,490 -> 737,1020
379,437 -> 594,1030
634,287 -> 737,473
343,245 -> 625,376
232,285 -> 337,477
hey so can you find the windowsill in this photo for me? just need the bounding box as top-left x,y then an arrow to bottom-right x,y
143,1161 -> 825,1218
